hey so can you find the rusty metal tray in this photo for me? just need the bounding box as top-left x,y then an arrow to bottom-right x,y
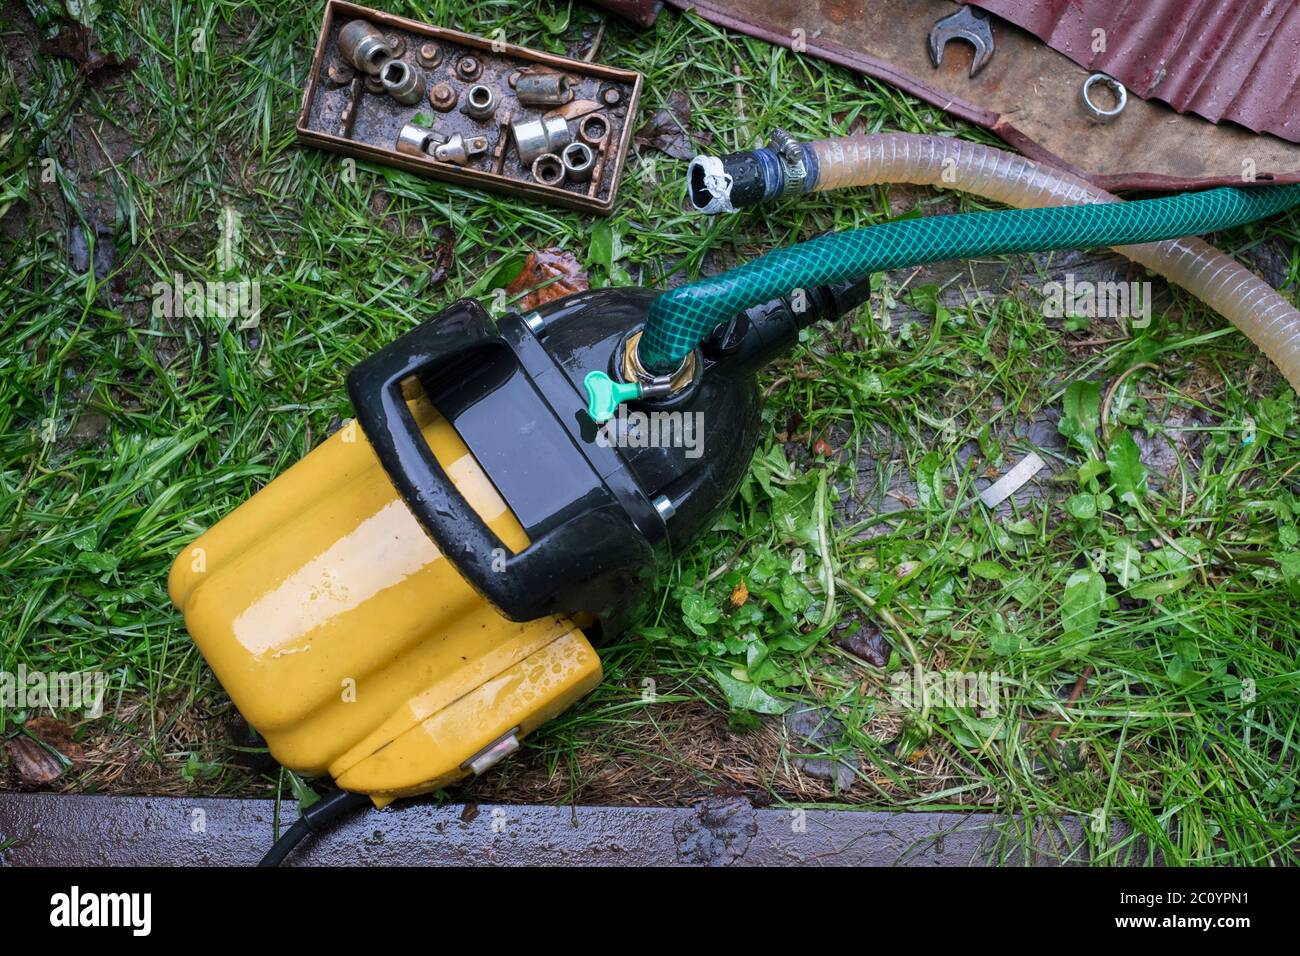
297,1 -> 643,215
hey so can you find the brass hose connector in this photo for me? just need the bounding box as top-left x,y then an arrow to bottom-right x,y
623,330 -> 695,399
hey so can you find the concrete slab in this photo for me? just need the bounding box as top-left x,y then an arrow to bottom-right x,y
0,792 -> 1112,866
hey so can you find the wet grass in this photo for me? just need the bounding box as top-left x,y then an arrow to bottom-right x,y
2,0 -> 1298,863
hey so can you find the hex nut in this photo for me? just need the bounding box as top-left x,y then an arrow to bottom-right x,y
417,43 -> 442,69
429,82 -> 458,112
456,56 -> 482,81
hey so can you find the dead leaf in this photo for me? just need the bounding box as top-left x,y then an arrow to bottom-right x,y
5,717 -> 84,790
729,580 -> 749,608
40,23 -> 139,85
634,91 -> 710,160
543,99 -> 602,122
26,717 -> 84,761
428,229 -> 454,287
836,623 -> 891,668
68,410 -> 109,444
504,248 -> 588,311
6,738 -> 63,788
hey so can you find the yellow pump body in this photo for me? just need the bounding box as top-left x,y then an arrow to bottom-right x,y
168,390 -> 601,800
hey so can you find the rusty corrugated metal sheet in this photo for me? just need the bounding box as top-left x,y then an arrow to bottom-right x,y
653,0 -> 1300,190
971,0 -> 1300,143
589,0 -> 664,27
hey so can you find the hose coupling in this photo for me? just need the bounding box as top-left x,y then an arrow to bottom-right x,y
686,129 -> 815,214
624,330 -> 695,395
584,332 -> 696,423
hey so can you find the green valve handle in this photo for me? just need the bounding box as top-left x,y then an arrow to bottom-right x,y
584,371 -> 641,423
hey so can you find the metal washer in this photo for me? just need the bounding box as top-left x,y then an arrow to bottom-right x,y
1081,73 -> 1127,123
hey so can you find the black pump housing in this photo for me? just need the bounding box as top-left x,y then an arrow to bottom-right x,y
347,285 -> 819,638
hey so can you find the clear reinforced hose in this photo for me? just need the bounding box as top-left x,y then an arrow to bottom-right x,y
650,133 -> 1300,391
810,134 -> 1300,391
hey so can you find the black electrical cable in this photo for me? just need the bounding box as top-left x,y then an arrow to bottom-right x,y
257,789 -> 373,867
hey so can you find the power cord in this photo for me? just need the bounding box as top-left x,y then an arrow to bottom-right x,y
257,789 -> 373,867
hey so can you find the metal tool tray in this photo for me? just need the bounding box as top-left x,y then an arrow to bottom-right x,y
297,1 -> 643,215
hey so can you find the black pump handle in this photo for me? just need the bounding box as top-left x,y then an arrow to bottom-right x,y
345,299 -> 647,622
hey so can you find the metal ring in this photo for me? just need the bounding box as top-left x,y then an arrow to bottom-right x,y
621,330 -> 695,397
531,153 -> 564,186
1081,73 -> 1127,123
578,112 -> 609,146
768,128 -> 807,199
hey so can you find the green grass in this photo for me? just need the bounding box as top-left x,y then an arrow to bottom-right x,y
2,0 -> 1299,864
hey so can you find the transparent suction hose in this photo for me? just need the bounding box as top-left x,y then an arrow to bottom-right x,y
684,133 -> 1300,391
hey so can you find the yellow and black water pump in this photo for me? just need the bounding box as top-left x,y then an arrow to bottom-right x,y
170,283 -> 863,858
167,128 -> 1300,859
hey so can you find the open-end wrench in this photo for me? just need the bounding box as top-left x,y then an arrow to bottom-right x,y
928,5 -> 994,78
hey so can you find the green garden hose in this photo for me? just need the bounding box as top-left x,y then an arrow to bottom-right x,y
638,183 -> 1300,374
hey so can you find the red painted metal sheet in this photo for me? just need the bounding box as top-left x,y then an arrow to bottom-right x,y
589,0 -> 664,27
971,0 -> 1300,143
656,0 -> 1300,189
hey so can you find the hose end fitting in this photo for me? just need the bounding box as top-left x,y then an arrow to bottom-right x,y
687,130 -> 816,214
624,330 -> 695,394
587,332 -> 695,422
687,155 -> 737,214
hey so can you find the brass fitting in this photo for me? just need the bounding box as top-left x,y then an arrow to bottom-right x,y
622,330 -> 695,399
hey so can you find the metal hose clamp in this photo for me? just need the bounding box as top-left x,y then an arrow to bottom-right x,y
769,128 -> 808,199
623,331 -> 695,399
